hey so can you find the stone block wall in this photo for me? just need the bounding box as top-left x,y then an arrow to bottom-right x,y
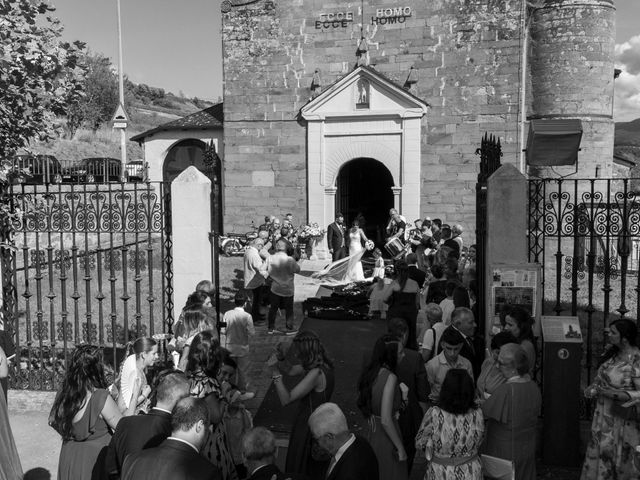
221,0 -> 615,238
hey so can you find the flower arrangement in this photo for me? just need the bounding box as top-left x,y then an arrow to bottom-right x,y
365,240 -> 375,251
297,222 -> 325,242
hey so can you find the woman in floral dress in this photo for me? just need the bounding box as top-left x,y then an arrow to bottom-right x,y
416,369 -> 484,480
581,318 -> 640,480
186,331 -> 238,480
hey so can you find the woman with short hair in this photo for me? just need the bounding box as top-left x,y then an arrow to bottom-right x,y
476,331 -> 518,400
415,368 -> 484,480
481,343 -> 541,480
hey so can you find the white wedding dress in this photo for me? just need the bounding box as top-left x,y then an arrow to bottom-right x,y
345,231 -> 365,282
313,229 -> 366,284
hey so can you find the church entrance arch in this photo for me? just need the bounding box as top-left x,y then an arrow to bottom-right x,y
335,158 -> 394,245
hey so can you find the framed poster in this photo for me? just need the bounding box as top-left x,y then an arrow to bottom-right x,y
487,263 -> 542,341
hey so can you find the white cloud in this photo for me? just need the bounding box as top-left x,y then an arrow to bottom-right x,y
615,35 -> 640,121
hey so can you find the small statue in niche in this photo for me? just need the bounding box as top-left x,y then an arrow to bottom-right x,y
356,78 -> 370,106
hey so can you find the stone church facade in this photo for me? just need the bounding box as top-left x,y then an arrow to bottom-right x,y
221,0 -> 616,247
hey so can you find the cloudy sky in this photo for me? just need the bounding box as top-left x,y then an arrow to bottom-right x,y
51,0 -> 639,121
615,0 -> 640,122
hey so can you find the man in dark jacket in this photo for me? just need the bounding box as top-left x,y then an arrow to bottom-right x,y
308,403 -> 378,480
121,397 -> 221,480
326,213 -> 347,261
243,427 -> 299,480
105,371 -> 191,478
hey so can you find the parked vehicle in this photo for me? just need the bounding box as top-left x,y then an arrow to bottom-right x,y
68,157 -> 122,183
125,160 -> 147,182
10,154 -> 66,184
219,227 -> 259,256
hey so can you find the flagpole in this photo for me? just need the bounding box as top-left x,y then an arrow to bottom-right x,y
116,0 -> 127,174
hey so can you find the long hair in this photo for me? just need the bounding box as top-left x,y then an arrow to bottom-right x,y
49,345 -> 108,440
186,331 -> 220,377
394,260 -> 409,290
183,290 -> 209,311
438,369 -> 476,415
507,306 -> 535,343
292,330 -> 333,371
183,309 -> 208,335
600,318 -> 638,365
357,334 -> 399,418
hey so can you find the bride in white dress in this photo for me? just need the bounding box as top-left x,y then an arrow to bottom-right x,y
345,221 -> 368,282
313,220 -> 369,284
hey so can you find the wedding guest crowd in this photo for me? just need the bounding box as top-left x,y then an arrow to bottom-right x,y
27,209 -> 623,480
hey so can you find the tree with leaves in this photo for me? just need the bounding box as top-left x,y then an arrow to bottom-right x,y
66,52 -> 119,135
0,0 -> 87,157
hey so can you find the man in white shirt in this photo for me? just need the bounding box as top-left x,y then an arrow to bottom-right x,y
262,239 -> 300,335
426,326 -> 473,403
223,292 -> 255,393
244,238 -> 266,324
308,403 -> 378,480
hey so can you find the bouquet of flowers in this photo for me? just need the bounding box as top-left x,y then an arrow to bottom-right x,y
297,222 -> 326,243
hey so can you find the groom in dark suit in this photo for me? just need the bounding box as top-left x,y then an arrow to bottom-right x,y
327,213 -> 347,261
308,403 -> 378,480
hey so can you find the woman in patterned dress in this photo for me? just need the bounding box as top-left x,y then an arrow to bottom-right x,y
186,331 -> 238,480
581,319 -> 640,480
416,369 -> 484,480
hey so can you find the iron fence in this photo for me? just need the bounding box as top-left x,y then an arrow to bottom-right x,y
1,182 -> 173,390
528,178 -> 640,391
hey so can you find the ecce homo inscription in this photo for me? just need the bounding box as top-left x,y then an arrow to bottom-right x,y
314,6 -> 413,29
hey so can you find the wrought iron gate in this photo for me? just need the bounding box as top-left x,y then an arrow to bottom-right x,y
0,182 -> 174,390
475,133 -> 502,334
528,177 -> 640,385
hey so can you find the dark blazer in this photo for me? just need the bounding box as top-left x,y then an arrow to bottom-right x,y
121,438 -> 221,480
105,408 -> 172,478
249,463 -> 291,480
326,222 -> 345,253
327,435 -> 378,480
396,349 -> 430,462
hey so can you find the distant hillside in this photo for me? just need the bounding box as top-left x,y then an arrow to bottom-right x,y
22,80 -> 219,163
615,118 -> 640,147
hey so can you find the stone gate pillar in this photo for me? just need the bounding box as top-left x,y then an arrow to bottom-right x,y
171,166 -> 213,322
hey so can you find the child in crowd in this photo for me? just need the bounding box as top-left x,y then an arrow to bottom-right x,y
438,280 -> 458,325
222,292 -> 255,394
218,355 -> 254,479
372,248 -> 385,279
368,277 -> 390,320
